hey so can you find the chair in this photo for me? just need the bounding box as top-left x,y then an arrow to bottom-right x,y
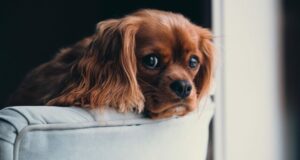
0,99 -> 213,160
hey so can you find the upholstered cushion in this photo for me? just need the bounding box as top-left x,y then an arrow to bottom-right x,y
0,100 -> 213,160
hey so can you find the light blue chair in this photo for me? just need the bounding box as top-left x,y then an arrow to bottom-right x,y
0,100 -> 213,160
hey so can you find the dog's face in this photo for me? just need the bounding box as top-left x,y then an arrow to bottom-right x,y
134,15 -> 213,118
48,9 -> 214,119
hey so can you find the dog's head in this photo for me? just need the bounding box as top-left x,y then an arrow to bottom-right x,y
133,10 -> 215,118
50,9 -> 215,119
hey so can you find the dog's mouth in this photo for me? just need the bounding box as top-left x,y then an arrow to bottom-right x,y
144,90 -> 197,119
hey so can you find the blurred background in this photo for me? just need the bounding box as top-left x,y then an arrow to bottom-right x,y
1,0 -> 300,160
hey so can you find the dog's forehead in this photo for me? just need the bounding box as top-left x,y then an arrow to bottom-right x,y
136,23 -> 174,46
136,22 -> 199,53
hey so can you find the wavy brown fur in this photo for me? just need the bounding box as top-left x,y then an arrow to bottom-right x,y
8,9 -> 215,118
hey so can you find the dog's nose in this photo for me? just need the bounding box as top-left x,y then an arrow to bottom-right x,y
170,80 -> 192,99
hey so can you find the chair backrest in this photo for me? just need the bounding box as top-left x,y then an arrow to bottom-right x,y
0,102 -> 213,160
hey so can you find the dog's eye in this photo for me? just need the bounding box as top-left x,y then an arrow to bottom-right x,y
189,56 -> 199,68
142,54 -> 160,69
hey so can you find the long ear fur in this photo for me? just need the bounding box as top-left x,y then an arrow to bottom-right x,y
194,27 -> 215,99
48,17 -> 144,112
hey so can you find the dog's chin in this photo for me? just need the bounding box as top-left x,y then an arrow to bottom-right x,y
144,99 -> 197,119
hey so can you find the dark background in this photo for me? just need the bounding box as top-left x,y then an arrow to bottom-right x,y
0,0 -> 211,108
283,0 -> 300,159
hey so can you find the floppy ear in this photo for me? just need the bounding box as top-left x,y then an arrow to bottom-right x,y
48,17 -> 144,112
194,27 -> 215,99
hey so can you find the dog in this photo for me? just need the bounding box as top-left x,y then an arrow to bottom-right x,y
8,9 -> 215,119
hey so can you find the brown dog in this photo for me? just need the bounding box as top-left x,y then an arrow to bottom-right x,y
8,9 -> 215,119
